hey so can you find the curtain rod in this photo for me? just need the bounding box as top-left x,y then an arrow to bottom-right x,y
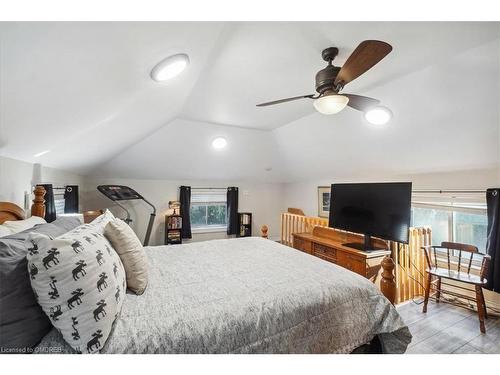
412,189 -> 485,194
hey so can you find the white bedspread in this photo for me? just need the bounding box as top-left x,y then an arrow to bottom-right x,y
36,237 -> 411,353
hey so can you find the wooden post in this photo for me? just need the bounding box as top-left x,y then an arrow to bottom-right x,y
260,225 -> 269,239
31,185 -> 46,219
380,256 -> 397,305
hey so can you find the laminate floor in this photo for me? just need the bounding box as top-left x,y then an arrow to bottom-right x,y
396,300 -> 500,354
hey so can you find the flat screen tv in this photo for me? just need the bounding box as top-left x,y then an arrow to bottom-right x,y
328,182 -> 412,251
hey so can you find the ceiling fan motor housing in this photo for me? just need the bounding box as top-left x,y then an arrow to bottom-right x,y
315,64 -> 341,94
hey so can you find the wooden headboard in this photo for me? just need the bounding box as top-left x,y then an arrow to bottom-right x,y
0,202 -> 25,224
0,186 -> 46,224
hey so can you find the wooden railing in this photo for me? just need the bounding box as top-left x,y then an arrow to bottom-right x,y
280,212 -> 432,304
390,227 -> 432,304
280,213 -> 328,246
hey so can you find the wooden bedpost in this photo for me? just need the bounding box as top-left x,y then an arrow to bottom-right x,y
380,256 -> 396,305
31,185 -> 46,219
260,225 -> 269,239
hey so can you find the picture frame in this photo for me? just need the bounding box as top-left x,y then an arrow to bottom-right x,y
317,186 -> 331,218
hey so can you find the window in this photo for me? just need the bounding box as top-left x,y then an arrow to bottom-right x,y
54,191 -> 65,216
453,211 -> 487,251
411,207 -> 449,245
190,189 -> 227,232
411,194 -> 487,252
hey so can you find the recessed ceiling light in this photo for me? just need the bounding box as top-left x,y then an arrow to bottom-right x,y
212,137 -> 227,150
33,150 -> 50,158
151,53 -> 189,82
364,106 -> 393,125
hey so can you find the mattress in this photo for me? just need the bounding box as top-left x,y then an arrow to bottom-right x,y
35,237 -> 411,353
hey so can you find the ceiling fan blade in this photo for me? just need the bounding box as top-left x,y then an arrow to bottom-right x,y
335,40 -> 392,86
256,94 -> 315,107
344,94 -> 380,111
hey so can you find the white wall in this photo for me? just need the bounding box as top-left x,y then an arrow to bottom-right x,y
0,155 -> 84,210
81,176 -> 285,245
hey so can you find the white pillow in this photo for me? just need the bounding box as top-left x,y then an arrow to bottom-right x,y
61,209 -> 115,238
104,219 -> 148,295
0,225 -> 12,237
87,209 -> 115,233
3,216 -> 46,235
27,223 -> 126,353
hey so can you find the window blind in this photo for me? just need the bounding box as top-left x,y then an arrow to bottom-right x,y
191,189 -> 227,203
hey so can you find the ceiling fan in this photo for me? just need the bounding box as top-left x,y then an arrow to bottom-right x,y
256,40 -> 392,115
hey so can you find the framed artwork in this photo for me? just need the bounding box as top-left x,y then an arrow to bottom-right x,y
317,186 -> 331,218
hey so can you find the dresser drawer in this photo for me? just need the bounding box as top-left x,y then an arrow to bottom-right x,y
337,252 -> 366,276
312,243 -> 337,262
293,237 -> 312,254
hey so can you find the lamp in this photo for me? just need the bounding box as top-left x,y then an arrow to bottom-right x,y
313,93 -> 349,115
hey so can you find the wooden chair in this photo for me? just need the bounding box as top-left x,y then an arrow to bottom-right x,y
422,242 -> 491,333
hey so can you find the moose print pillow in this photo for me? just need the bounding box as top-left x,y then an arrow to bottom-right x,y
26,225 -> 126,353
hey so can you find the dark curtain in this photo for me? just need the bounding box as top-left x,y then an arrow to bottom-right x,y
227,187 -> 239,235
64,185 -> 79,214
179,186 -> 192,239
39,184 -> 56,223
486,188 -> 500,292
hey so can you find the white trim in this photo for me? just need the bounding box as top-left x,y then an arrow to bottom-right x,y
191,226 -> 227,234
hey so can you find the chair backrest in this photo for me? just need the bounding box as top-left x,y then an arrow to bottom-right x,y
422,241 -> 479,275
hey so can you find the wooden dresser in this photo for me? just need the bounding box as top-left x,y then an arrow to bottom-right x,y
292,226 -> 391,287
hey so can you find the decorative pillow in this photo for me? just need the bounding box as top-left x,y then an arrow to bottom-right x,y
104,218 -> 148,295
27,224 -> 126,353
87,209 -> 115,233
0,218 -> 81,351
2,216 -> 46,235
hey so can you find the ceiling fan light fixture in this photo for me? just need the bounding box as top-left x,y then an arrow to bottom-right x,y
151,53 -> 189,82
364,106 -> 393,125
313,94 -> 349,115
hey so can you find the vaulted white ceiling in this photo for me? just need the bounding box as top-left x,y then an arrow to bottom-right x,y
0,22 -> 499,182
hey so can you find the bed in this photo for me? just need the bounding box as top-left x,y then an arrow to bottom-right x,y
1,187 -> 412,353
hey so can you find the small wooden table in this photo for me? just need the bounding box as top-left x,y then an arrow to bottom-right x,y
292,226 -> 394,300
